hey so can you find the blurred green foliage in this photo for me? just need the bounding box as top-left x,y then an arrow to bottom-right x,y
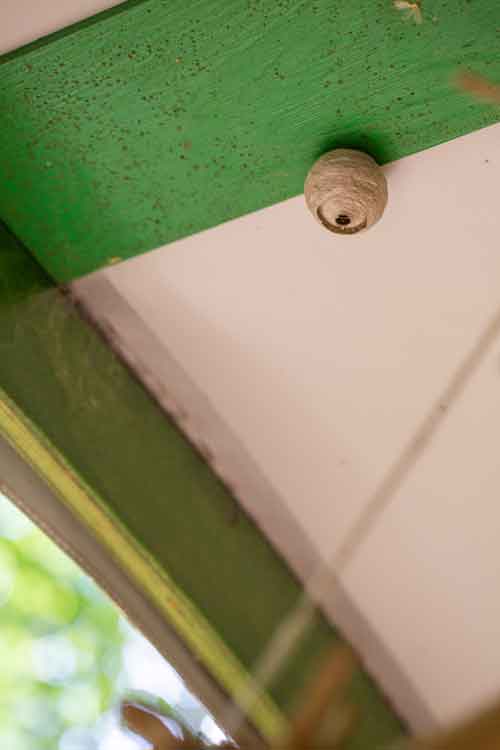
0,493 -> 126,750
0,492 -> 228,750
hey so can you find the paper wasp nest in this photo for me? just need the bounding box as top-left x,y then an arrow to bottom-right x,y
304,149 -> 388,235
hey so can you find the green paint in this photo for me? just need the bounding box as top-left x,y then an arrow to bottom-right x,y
0,222 -> 404,745
1,0 -> 499,281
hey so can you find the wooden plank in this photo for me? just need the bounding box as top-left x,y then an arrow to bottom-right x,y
0,0 -> 499,281
0,221 -> 404,747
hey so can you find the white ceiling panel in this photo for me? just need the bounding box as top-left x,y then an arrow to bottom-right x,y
1,0 -> 125,55
73,122 -> 500,731
343,325 -> 500,728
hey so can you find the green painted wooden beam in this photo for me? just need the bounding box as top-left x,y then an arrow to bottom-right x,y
0,0 -> 499,281
0,221 -> 404,747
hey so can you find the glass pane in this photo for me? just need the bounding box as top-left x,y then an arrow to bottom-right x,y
0,491 -> 229,750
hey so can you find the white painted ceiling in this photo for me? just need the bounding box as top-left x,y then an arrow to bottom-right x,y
75,122 -> 500,734
0,0 -> 124,55
4,0 -> 500,739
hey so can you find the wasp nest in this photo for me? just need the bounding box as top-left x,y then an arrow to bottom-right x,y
304,149 -> 388,235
